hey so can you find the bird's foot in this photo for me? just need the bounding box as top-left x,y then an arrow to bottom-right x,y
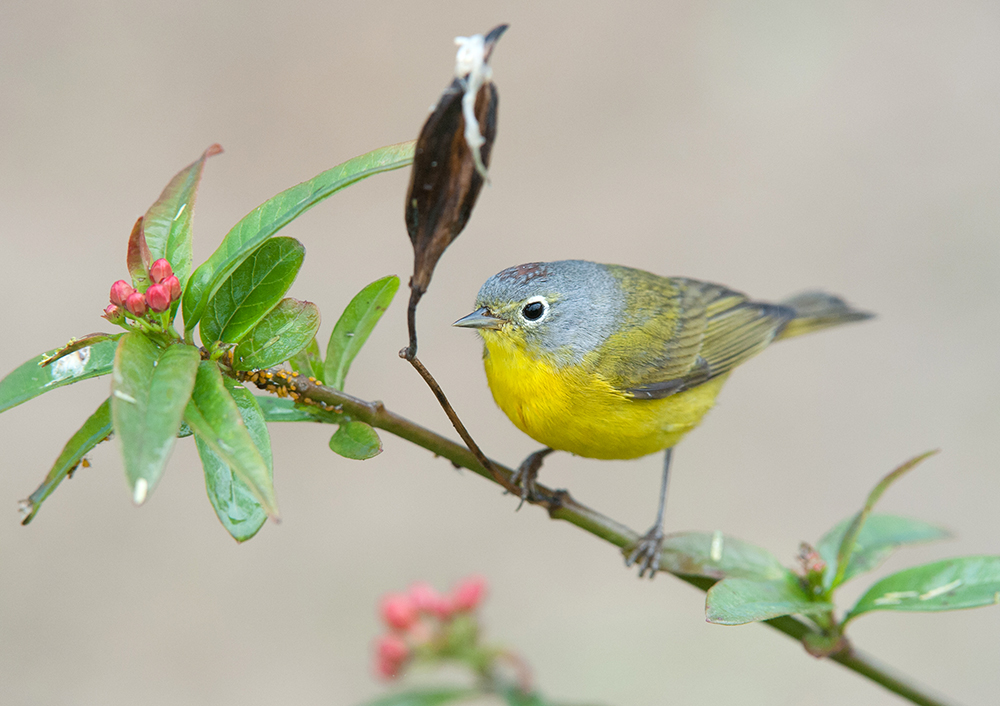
508,448 -> 552,510
625,525 -> 665,579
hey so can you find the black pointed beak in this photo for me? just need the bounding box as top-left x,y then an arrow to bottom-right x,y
453,307 -> 504,330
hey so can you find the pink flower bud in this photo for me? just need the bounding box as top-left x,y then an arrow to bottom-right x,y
409,581 -> 454,618
380,593 -> 417,631
163,274 -> 181,300
149,258 -> 173,284
409,582 -> 441,613
110,280 -> 134,307
451,575 -> 487,612
125,291 -> 147,316
431,595 -> 455,619
377,633 -> 410,663
374,634 -> 409,680
375,655 -> 400,680
102,304 -> 122,322
146,283 -> 172,313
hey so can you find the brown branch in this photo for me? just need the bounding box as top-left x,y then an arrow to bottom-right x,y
236,367 -> 956,706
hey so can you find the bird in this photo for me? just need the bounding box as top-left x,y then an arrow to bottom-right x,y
454,260 -> 872,577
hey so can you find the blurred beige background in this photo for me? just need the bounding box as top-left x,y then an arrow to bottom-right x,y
2,2 -> 999,705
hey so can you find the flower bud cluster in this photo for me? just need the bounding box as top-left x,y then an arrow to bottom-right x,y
105,259 -> 181,321
374,575 -> 488,680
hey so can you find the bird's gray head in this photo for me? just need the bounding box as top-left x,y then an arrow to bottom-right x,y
453,260 -> 626,363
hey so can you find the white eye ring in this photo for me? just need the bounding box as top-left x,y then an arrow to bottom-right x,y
520,296 -> 548,323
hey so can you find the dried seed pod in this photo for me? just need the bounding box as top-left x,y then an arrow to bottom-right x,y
405,24 -> 507,297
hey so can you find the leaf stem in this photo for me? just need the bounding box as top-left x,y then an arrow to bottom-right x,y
241,369 -> 956,706
830,647 -> 954,706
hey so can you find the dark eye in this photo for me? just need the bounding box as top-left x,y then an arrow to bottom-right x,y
522,300 -> 545,321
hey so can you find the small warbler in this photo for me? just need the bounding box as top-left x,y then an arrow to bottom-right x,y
455,260 -> 872,577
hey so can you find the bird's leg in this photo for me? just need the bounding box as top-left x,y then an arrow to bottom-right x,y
625,447 -> 672,578
509,447 -> 554,510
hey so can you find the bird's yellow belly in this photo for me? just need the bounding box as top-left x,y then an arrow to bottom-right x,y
482,338 -> 729,460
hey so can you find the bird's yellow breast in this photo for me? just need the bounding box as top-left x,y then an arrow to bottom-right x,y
481,331 -> 728,460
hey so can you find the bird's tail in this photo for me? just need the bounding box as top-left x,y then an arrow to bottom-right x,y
775,291 -> 873,340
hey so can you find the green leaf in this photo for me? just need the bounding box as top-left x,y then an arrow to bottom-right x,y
126,216 -> 152,292
847,556 -> 1000,622
289,337 -> 324,383
818,514 -> 950,590
183,141 -> 415,334
324,275 -> 399,390
197,383 -> 272,542
111,334 -> 201,503
501,688 -> 548,706
255,396 -> 320,423
142,144 -> 222,289
329,421 -> 382,460
0,335 -> 121,414
38,333 -> 120,367
184,360 -> 279,519
19,398 -> 112,525
706,575 -> 834,625
659,531 -> 791,581
199,237 -> 305,346
499,689 -> 598,706
831,450 -> 938,590
359,689 -> 477,706
232,298 -> 321,371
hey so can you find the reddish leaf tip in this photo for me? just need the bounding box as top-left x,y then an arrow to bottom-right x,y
205,143 -> 224,158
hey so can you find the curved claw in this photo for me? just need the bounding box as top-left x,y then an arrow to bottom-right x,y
625,526 -> 665,579
508,447 -> 553,510
508,466 -> 532,510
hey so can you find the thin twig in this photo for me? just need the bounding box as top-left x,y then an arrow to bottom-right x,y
238,368 -> 957,706
401,270 -> 515,491
403,287 -> 422,361
400,353 -> 518,494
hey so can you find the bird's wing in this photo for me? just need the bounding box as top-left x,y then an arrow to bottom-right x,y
613,279 -> 794,399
